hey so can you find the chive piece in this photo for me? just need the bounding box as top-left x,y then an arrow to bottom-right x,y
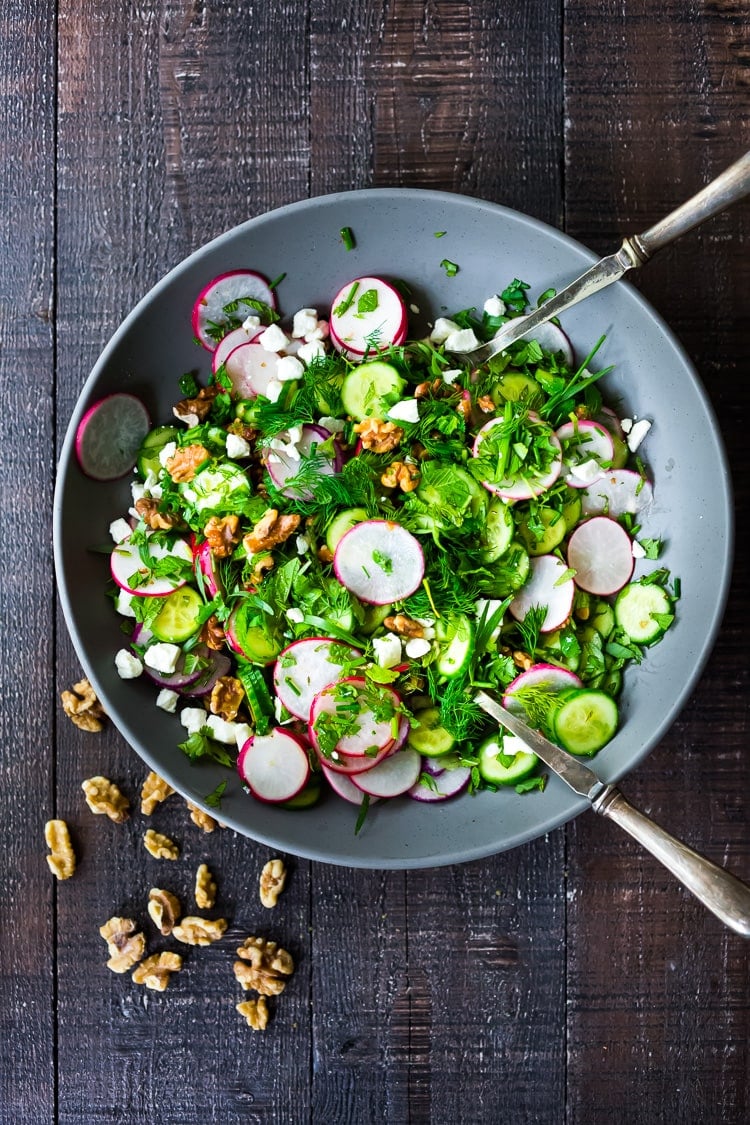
354,793 -> 371,835
440,258 -> 459,277
333,281 -> 360,317
268,272 -> 286,290
204,779 -> 228,808
434,231 -> 447,238
340,226 -> 356,251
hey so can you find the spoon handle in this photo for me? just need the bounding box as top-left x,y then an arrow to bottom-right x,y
634,150 -> 750,260
592,785 -> 750,937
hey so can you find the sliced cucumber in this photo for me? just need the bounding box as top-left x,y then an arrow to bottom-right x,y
137,425 -> 179,479
553,688 -> 618,755
360,603 -> 392,635
476,541 -> 530,598
561,488 -> 583,531
478,733 -> 538,785
615,581 -> 674,645
326,507 -> 368,553
282,778 -> 322,809
590,600 -> 615,639
406,707 -> 456,757
479,499 -> 514,562
434,614 -> 474,678
490,371 -> 543,408
341,360 -> 405,421
517,505 -> 567,556
416,465 -> 487,528
151,586 -> 203,643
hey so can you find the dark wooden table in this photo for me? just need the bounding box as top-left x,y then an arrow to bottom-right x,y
2,2 -> 748,1121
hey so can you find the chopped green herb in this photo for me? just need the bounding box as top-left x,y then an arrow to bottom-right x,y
333,281 -> 360,318
204,780 -> 228,808
340,226 -> 356,251
357,288 -> 379,315
440,258 -> 459,278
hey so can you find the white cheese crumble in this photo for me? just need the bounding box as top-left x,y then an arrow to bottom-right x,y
429,317 -> 461,344
387,398 -> 420,424
241,314 -> 261,334
297,339 -> 326,365
206,715 -> 238,744
571,458 -> 603,484
627,419 -> 651,452
318,416 -> 346,433
226,432 -> 251,459
109,517 -> 132,544
286,607 -> 304,624
305,319 -> 329,342
442,368 -> 462,385
620,417 -> 633,433
234,722 -> 253,749
258,324 -> 289,352
444,327 -> 480,353
372,633 -> 402,669
115,590 -> 136,618
143,643 -> 181,675
483,295 -> 506,317
180,707 -> 208,734
115,649 -> 143,679
277,354 -> 305,383
156,689 -> 179,713
631,539 -> 647,559
404,637 -> 431,659
265,378 -> 284,403
158,441 -> 177,468
296,535 -> 310,554
292,308 -> 318,338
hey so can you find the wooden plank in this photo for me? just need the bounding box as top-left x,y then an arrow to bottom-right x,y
0,0 -> 57,1121
55,3 -> 311,1121
564,2 -> 750,1120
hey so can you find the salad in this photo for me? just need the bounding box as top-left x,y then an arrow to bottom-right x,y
84,267 -> 678,825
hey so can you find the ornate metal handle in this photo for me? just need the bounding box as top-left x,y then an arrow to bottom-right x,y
592,786 -> 750,937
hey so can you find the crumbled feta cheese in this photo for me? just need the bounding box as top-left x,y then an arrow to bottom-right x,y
571,458 -> 603,485
143,643 -> 181,675
241,314 -> 261,333
305,318 -> 329,342
372,633 -> 402,669
115,649 -> 143,679
234,722 -> 253,749
296,535 -> 310,554
415,618 -> 436,640
156,689 -> 179,713
206,715 -> 238,744
109,517 -> 132,544
158,441 -> 177,468
429,317 -> 461,344
442,368 -> 462,385
265,378 -> 284,403
318,416 -> 346,434
276,354 -> 305,383
405,637 -> 432,660
619,417 -> 633,433
180,707 -> 207,734
297,339 -> 326,365
483,294 -> 506,317
274,695 -> 285,721
130,481 -> 146,505
258,323 -> 289,352
444,327 -> 480,353
627,418 -> 651,452
226,432 -> 251,459
287,426 -> 303,444
286,607 -> 304,624
631,539 -> 647,559
292,308 -> 319,338
115,590 -> 136,618
387,398 -> 420,424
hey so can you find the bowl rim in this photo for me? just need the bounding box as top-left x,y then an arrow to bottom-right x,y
53,187 -> 735,868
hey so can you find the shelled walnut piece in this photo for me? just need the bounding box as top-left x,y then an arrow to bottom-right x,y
44,819 -> 76,880
143,829 -> 179,860
60,678 -> 106,732
132,951 -> 183,992
352,417 -> 403,453
203,514 -> 241,558
209,676 -> 244,721
140,771 -> 175,816
234,937 -> 294,996
259,859 -> 287,908
243,508 -> 300,554
173,916 -> 228,946
81,776 -> 130,823
186,801 -> 218,833
380,460 -> 420,492
99,917 -> 146,974
195,864 -> 217,909
165,443 -> 211,483
236,996 -> 269,1031
147,888 -> 181,936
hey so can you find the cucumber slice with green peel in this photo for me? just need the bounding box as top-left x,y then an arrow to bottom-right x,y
416,465 -> 487,529
590,600 -> 616,638
478,733 -> 538,785
326,507 -> 368,553
517,505 -> 567,556
227,602 -> 282,664
561,489 -> 583,530
137,425 -> 179,479
340,360 -> 405,421
406,707 -> 456,757
282,778 -> 322,809
479,499 -> 515,562
615,581 -> 674,644
150,586 -> 203,643
490,371 -> 543,408
553,688 -> 618,755
360,603 -> 392,635
475,541 -> 530,598
434,614 -> 474,678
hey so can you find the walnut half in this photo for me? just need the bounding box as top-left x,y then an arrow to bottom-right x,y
60,679 -> 106,732
44,819 -> 76,880
186,801 -> 217,834
140,772 -> 175,816
234,936 -> 294,996
99,917 -> 146,974
236,997 -> 269,1031
259,859 -> 287,908
132,951 -> 183,992
143,829 -> 180,860
81,776 -> 130,823
172,916 -> 228,946
352,417 -> 404,453
195,864 -> 217,910
147,888 -> 181,936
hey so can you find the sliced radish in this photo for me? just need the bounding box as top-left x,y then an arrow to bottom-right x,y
110,535 -> 192,597
194,540 -> 223,597
333,520 -> 424,604
320,764 -> 380,806
503,663 -> 582,712
237,727 -> 310,803
213,324 -> 263,373
567,516 -> 635,595
329,276 -> 407,358
523,321 -> 574,365
555,420 -> 614,489
581,469 -> 654,518
265,424 -> 341,500
509,555 -> 576,632
273,637 -> 363,721
313,745 -> 394,775
408,765 -> 472,802
75,393 -> 150,481
351,748 -> 422,798
594,406 -> 625,439
183,649 -> 233,696
142,648 -> 203,691
192,270 -> 276,352
472,415 -> 562,501
309,677 -> 401,758
225,342 -> 280,399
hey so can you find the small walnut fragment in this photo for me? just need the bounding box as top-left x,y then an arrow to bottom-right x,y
234,936 -> 294,996
165,443 -> 211,483
186,801 -> 217,834
352,417 -> 403,453
242,508 -> 301,554
134,497 -> 181,531
209,676 -> 244,721
140,771 -> 175,816
60,678 -> 106,732
380,459 -> 420,492
143,829 -> 180,860
99,917 -> 146,974
476,394 -> 495,414
44,819 -> 76,880
81,776 -> 130,823
203,514 -> 241,558
172,916 -> 228,946
195,864 -> 217,909
248,552 -> 275,585
147,888 -> 181,936
200,614 -> 226,651
259,858 -> 287,909
236,996 -> 269,1031
173,385 -> 218,427
383,613 -> 424,638
132,951 -> 183,992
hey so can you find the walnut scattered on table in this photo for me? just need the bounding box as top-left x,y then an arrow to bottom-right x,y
195,864 -> 217,910
99,917 -> 146,974
143,829 -> 180,860
234,937 -> 294,996
236,996 -> 269,1031
173,916 -> 228,946
140,771 -> 175,816
186,801 -> 218,834
259,859 -> 287,909
147,888 -> 181,936
44,819 -> 76,880
60,678 -> 106,732
81,776 -> 130,823
132,951 -> 183,992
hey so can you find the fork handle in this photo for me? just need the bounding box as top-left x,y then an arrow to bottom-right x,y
591,785 -> 750,937
633,150 -> 750,260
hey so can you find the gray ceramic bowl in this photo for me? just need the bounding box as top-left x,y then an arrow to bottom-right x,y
54,188 -> 732,868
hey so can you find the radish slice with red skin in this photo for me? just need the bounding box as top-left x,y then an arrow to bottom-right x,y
75,393 -> 150,481
224,342 -> 280,399
503,663 -> 582,712
213,324 -> 263,372
329,318 -> 407,362
581,469 -> 654,518
265,425 -> 341,500
522,321 -> 574,365
408,765 -> 472,802
333,520 -> 425,604
351,748 -> 422,798
312,742 -> 396,775
567,516 -> 635,595
595,406 -> 625,439
110,536 -> 192,597
320,764 -> 381,806
237,727 -> 310,804
329,276 -> 407,358
309,676 -> 401,758
509,555 -> 576,632
273,636 -> 363,721
192,270 -> 276,352
194,541 -> 223,597
555,420 -> 614,489
472,415 -> 563,501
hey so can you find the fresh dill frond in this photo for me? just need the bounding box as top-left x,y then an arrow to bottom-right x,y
514,604 -> 547,656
